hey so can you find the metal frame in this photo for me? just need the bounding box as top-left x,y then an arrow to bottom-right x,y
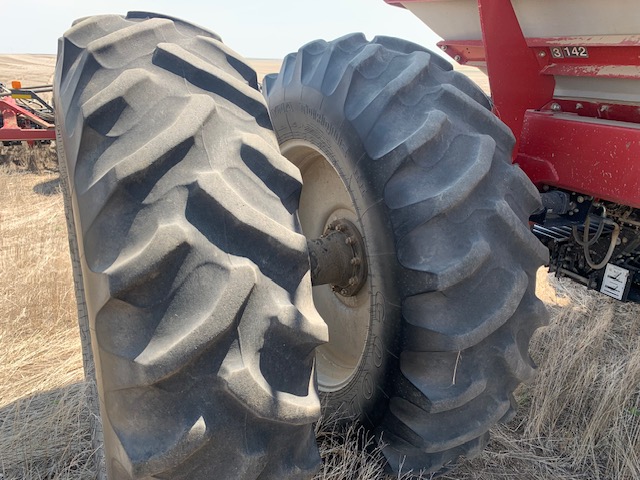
0,89 -> 55,143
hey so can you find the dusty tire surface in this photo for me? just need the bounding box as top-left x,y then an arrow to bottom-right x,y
265,34 -> 549,476
54,12 -> 327,479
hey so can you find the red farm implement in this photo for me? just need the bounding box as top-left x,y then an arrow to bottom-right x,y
0,81 -> 55,144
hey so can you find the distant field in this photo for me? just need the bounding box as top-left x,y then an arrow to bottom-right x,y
1,54 -> 638,480
0,55 -> 488,92
0,54 -> 56,86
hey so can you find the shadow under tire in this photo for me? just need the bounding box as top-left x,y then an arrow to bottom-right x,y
54,12 -> 327,479
264,34 -> 549,476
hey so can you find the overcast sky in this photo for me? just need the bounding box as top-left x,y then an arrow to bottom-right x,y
2,0 -> 444,59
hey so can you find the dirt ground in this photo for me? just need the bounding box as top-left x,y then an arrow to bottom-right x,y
0,54 -> 56,87
1,54 -> 639,480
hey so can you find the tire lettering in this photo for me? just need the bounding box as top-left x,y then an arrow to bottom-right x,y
300,104 -> 346,151
373,336 -> 383,368
362,372 -> 373,399
373,291 -> 386,324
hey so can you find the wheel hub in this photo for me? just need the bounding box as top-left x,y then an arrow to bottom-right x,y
307,219 -> 368,297
279,139 -> 371,392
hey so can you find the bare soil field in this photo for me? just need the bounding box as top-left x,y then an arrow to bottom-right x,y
1,55 -> 639,480
0,54 -> 56,86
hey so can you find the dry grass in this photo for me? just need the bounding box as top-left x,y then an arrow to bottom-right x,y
0,384 -> 94,479
0,167 -> 93,479
0,144 -> 58,174
1,161 -> 640,479
524,280 -> 640,479
0,168 -> 82,403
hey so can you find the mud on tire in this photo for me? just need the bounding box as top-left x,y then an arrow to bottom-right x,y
264,34 -> 549,475
54,12 -> 327,479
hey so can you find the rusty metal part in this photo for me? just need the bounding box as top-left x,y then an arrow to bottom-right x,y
307,218 -> 367,296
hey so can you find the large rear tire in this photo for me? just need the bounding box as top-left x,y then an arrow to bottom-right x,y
264,34 -> 549,475
54,13 -> 327,479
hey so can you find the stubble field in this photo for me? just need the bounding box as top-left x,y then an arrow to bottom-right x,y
1,53 -> 639,480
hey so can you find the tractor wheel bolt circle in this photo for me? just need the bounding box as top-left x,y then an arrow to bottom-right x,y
307,218 -> 368,297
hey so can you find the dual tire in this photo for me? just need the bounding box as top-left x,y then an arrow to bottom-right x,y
55,13 -> 547,479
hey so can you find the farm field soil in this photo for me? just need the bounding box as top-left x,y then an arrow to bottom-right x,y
0,55 -> 56,86
1,55 -> 638,480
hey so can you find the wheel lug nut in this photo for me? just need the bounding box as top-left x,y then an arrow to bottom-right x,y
345,237 -> 355,245
348,277 -> 357,285
350,257 -> 361,266
340,289 -> 348,295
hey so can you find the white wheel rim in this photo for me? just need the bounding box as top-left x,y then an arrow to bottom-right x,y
281,140 -> 370,392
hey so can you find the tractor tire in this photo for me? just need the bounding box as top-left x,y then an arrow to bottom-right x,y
54,13 -> 327,479
264,34 -> 549,475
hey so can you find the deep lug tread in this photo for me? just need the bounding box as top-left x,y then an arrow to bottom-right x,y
125,11 -> 222,41
280,52 -> 298,87
55,13 -> 325,479
432,84 -> 515,149
398,220 -> 492,289
184,174 -> 310,293
238,133 -> 304,214
299,39 -> 330,86
78,93 -> 213,200
441,69 -> 493,110
403,267 -> 528,352
152,43 -> 267,122
64,15 -> 128,50
263,73 -> 277,95
265,34 -> 547,476
370,108 -> 451,164
386,394 -> 510,453
319,33 -> 370,95
384,133 -> 493,212
370,34 -> 492,110
399,351 -> 488,413
81,68 -> 160,137
191,36 -> 259,89
490,199 -> 550,266
345,52 -> 431,132
505,161 -> 545,221
86,18 -> 178,69
372,35 -> 453,72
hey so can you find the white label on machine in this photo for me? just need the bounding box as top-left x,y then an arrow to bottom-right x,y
600,264 -> 630,300
550,46 -> 589,59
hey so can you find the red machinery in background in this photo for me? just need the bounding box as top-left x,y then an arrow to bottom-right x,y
0,81 -> 55,144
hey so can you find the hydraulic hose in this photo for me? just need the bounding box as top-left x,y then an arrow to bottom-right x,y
581,216 -> 620,270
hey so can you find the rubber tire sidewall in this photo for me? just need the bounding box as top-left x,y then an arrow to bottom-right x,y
271,94 -> 401,425
55,122 -> 108,479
